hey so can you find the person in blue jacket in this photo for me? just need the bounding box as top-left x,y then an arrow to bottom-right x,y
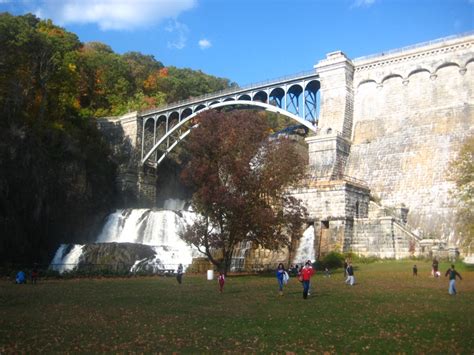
16,271 -> 26,284
276,263 -> 286,296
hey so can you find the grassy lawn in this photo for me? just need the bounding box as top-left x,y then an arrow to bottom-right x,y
1,260 -> 473,353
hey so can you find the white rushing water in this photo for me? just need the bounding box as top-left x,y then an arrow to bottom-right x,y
51,205 -> 314,273
292,225 -> 315,265
50,244 -> 85,272
51,207 -> 199,273
230,241 -> 252,272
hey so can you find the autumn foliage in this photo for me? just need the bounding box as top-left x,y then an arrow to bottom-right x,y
0,13 -> 236,264
450,136 -> 474,250
180,110 -> 307,273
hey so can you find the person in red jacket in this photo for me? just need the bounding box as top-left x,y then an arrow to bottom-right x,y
218,271 -> 225,293
300,260 -> 314,299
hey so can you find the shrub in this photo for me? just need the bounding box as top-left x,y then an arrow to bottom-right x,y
344,252 -> 380,264
321,252 -> 344,269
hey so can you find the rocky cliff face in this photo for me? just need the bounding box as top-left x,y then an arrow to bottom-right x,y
78,243 -> 156,271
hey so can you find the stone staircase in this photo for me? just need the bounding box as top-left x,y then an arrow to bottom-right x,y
350,201 -> 422,258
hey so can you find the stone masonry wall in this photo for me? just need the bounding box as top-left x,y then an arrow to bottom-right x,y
98,112 -> 157,206
290,180 -> 370,221
306,134 -> 352,179
315,51 -> 354,139
289,181 -> 370,254
345,34 -> 474,240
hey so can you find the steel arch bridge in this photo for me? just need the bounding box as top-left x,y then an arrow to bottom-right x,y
140,70 -> 320,167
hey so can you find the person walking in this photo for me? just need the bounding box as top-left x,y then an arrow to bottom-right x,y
306,260 -> 314,295
413,264 -> 418,277
218,271 -> 225,293
445,264 -> 462,295
294,264 -> 299,276
345,262 -> 355,286
31,265 -> 39,284
432,258 -> 439,277
276,263 -> 286,296
299,260 -> 314,299
176,263 -> 184,284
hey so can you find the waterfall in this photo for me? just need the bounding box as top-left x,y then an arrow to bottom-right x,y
51,206 -> 198,273
50,244 -> 85,273
163,198 -> 186,211
96,209 -> 196,246
230,241 -> 252,272
293,225 -> 315,265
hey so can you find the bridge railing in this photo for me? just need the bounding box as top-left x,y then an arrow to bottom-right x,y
140,69 -> 317,116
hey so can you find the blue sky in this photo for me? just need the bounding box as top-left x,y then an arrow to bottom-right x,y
1,0 -> 473,86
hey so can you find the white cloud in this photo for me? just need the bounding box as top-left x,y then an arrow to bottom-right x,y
352,0 -> 376,8
166,20 -> 189,49
33,0 -> 196,30
198,38 -> 211,50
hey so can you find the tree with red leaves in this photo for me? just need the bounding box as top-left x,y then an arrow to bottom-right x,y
180,110 -> 307,274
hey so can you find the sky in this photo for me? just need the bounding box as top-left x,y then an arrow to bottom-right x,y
1,0 -> 473,86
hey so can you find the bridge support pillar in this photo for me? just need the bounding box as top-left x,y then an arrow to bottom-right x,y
138,167 -> 157,207
98,111 -> 158,207
315,51 -> 354,139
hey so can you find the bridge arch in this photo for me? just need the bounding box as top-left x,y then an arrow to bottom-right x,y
181,107 -> 193,120
156,115 -> 167,137
141,100 -> 317,166
269,87 -> 285,108
303,80 -> 320,122
286,84 -> 303,115
194,104 -> 206,112
253,90 -> 268,103
238,94 -> 251,101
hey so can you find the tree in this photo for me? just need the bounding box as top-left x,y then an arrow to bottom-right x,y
180,110 -> 307,274
76,42 -> 134,116
0,14 -> 117,264
450,136 -> 474,252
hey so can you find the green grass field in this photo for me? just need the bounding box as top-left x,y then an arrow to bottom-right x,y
1,260 -> 473,353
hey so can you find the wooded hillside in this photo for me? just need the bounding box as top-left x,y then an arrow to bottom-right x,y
0,13 -> 235,265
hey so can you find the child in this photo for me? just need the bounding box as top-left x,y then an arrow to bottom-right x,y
345,262 -> 355,286
276,263 -> 286,296
445,264 -> 462,295
218,271 -> 225,293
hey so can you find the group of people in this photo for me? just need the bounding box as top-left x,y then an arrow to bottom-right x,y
413,261 -> 463,296
15,267 -> 39,284
175,263 -> 226,293
276,259 -> 356,299
278,261 -> 314,299
275,258 -> 463,298
175,259 -> 462,297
